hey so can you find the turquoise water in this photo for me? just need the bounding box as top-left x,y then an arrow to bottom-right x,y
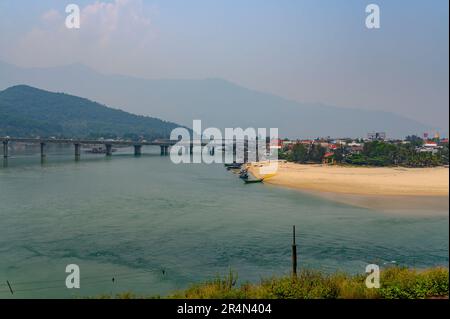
0,146 -> 448,298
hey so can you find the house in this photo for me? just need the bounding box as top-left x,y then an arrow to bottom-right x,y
417,140 -> 442,154
270,138 -> 282,149
328,144 -> 338,150
333,139 -> 348,146
347,141 -> 364,154
424,141 -> 438,148
299,140 -> 314,145
322,152 -> 335,164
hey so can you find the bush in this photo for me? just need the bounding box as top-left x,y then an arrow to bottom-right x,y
167,267 -> 448,299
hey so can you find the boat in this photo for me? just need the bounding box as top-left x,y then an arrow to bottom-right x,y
239,168 -> 249,179
225,163 -> 243,170
239,173 -> 249,179
84,146 -> 117,154
244,178 -> 264,184
246,161 -> 280,180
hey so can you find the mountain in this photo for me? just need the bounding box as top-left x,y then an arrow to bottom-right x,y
0,61 -> 441,138
0,85 -> 181,140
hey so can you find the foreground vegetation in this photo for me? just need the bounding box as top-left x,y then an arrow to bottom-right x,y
101,267 -> 449,299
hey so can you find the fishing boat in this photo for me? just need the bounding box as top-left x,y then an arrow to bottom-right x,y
246,161 -> 280,180
238,168 -> 248,179
244,178 -> 264,184
225,163 -> 243,170
239,172 -> 248,179
84,146 -> 117,154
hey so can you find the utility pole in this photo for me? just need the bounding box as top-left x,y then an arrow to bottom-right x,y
292,225 -> 297,277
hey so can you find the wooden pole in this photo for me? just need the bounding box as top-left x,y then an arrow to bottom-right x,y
6,280 -> 14,295
292,225 -> 297,276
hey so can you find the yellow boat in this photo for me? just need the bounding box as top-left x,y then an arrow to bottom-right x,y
246,160 -> 281,180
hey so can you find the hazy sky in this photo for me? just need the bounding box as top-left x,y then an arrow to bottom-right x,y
0,0 -> 448,129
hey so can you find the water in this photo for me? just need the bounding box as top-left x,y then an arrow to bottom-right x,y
0,146 -> 448,298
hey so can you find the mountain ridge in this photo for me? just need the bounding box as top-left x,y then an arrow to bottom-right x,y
0,60 -> 443,138
0,84 -> 181,140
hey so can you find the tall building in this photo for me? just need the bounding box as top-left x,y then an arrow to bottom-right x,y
367,132 -> 386,141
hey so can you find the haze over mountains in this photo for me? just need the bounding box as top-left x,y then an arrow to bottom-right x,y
0,61 -> 441,139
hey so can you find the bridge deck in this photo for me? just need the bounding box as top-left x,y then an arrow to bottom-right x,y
0,137 -> 209,146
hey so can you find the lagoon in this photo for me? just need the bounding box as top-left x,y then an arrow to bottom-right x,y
0,146 -> 448,298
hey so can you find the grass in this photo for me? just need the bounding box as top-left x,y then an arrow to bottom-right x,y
96,267 -> 449,299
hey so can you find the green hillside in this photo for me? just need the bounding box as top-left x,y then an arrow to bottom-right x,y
0,85 -> 181,140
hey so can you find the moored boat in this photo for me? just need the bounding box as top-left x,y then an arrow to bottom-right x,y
244,178 -> 264,184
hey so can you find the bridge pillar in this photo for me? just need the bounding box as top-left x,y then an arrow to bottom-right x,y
134,145 -> 142,156
3,141 -> 8,158
74,143 -> 81,159
40,143 -> 46,158
105,144 -> 113,156
256,136 -> 260,162
244,137 -> 249,163
232,140 -> 237,163
221,139 -> 226,162
160,145 -> 169,156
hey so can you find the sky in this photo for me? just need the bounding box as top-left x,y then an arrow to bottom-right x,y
0,0 -> 448,129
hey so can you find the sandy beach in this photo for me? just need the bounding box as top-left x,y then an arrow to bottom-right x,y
251,163 -> 449,196
249,163 -> 449,212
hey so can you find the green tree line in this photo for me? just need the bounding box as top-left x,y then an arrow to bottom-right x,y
280,139 -> 449,167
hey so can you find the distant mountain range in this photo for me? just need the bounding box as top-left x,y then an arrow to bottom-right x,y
0,61 -> 441,138
0,85 -> 180,140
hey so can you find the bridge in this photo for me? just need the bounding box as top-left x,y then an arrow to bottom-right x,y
1,136 -> 272,163
0,137 -> 208,159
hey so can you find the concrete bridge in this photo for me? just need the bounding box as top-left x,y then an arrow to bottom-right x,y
0,137 -> 205,159
1,136 -> 272,163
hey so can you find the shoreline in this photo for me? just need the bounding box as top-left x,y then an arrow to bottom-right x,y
249,163 -> 449,213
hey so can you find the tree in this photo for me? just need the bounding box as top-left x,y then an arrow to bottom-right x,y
291,144 -> 308,163
309,144 -> 326,162
405,135 -> 424,147
333,146 -> 345,162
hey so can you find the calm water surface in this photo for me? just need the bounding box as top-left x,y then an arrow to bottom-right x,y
0,146 -> 448,298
